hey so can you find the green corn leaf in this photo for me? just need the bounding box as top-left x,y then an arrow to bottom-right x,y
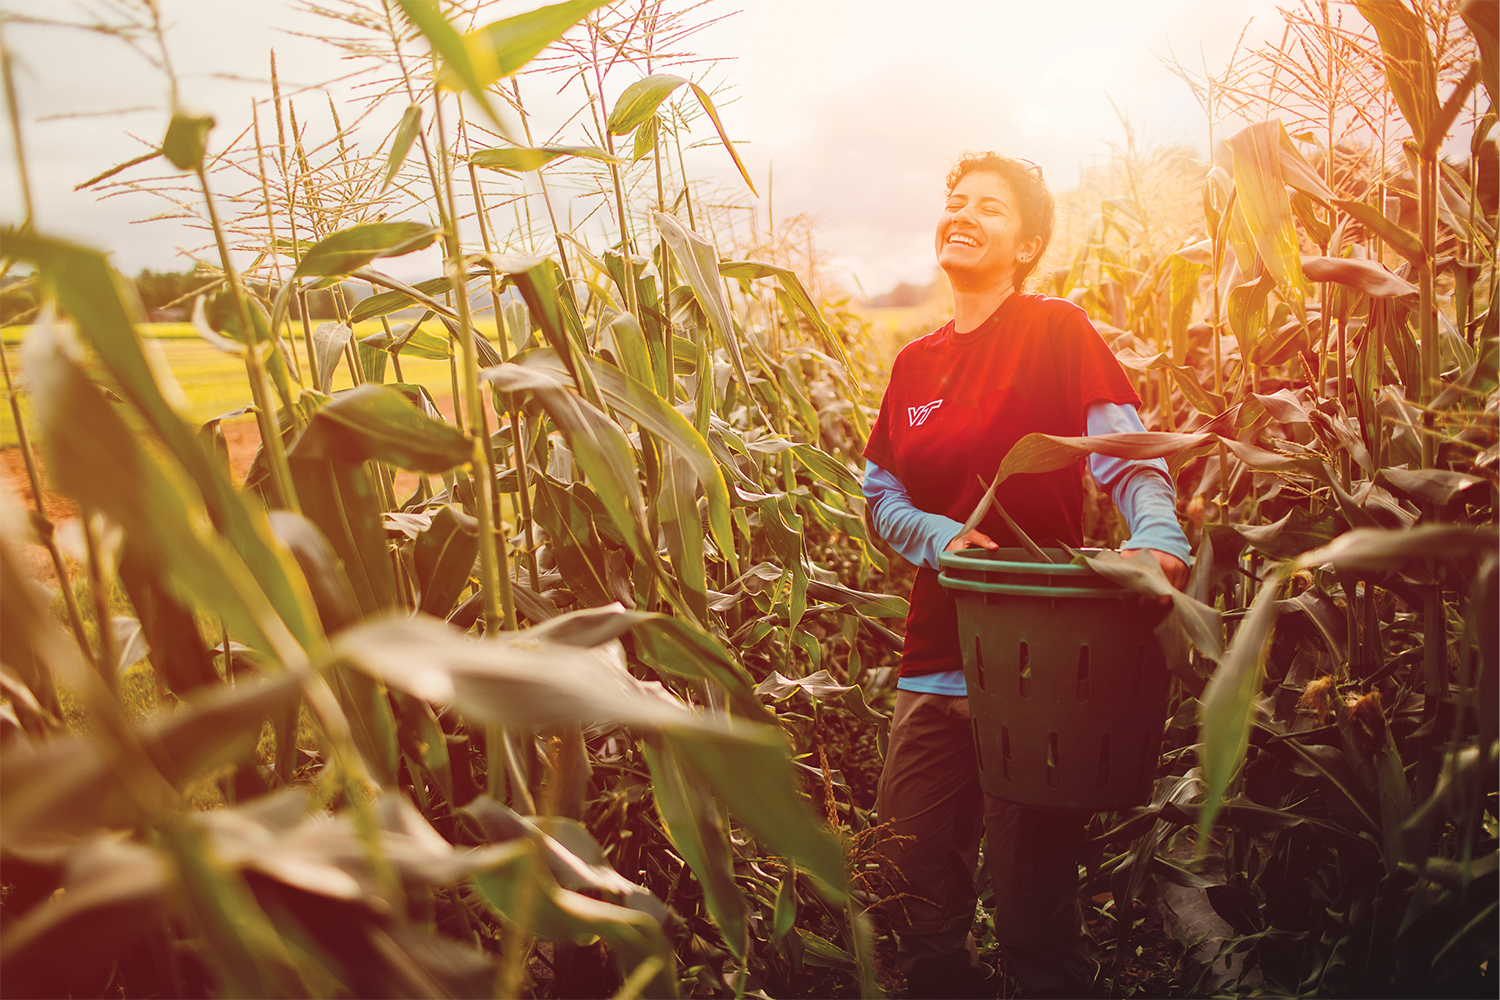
162,110 -> 215,171
1197,574 -> 1285,838
605,311 -> 656,390
1377,468 -> 1485,505
329,662 -> 401,785
484,364 -> 651,562
659,451 -> 708,620
792,444 -> 861,497
608,74 -> 687,135
572,352 -> 734,567
393,324 -> 453,361
1333,198 -> 1425,262
313,322 -> 351,394
773,865 -> 798,943
414,504 -> 479,618
448,0 -> 606,85
117,545 -> 221,694
1301,255 -> 1418,298
349,277 -> 451,323
293,223 -> 441,280
1356,0 -> 1439,148
367,322 -> 450,361
718,258 -> 863,417
642,737 -> 748,960
655,211 -> 753,398
1294,524 -> 1499,572
471,839 -> 679,998
626,616 -> 772,723
535,480 -> 613,609
22,321 -> 309,663
470,144 -> 619,172
497,256 -> 602,406
393,0 -> 506,133
798,930 -> 857,971
289,384 -> 471,473
341,613 -> 844,895
289,455 -> 396,617
268,511 -> 362,637
660,722 -> 848,904
1422,61 -> 1482,157
1461,0 -> 1498,106
687,82 -> 759,196
381,104 -> 422,193
0,672 -> 299,840
1071,549 -> 1224,666
632,112 -> 657,161
1227,273 -> 1276,365
1224,120 -> 1311,303
1115,348 -> 1228,415
962,430 -> 1213,536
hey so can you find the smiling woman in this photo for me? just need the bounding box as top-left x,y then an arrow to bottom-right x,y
861,151 -> 1191,998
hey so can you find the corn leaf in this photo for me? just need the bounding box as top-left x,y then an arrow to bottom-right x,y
294,223 -> 440,280
1355,0 -> 1439,148
687,82 -> 759,197
1224,120 -> 1312,302
470,144 -> 619,172
1301,255 -> 1418,298
655,211 -> 753,399
1333,198 -> 1425,263
608,74 -> 687,134
381,104 -> 422,193
414,504 -> 479,617
1198,574 -> 1284,837
288,384 -> 471,473
641,737 -> 748,960
162,111 -> 215,171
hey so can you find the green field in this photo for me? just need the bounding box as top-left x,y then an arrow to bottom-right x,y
2,320 -> 504,448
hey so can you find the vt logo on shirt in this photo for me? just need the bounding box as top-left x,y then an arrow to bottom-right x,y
907,399 -> 943,427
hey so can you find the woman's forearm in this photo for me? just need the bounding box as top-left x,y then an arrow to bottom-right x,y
863,461 -> 964,570
1085,402 -> 1192,563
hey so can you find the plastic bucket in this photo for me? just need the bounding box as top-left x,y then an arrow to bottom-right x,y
937,547 -> 1169,811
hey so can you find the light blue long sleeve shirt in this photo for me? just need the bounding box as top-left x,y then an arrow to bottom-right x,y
864,400 -> 1192,696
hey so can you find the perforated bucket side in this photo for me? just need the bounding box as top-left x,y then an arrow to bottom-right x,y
941,556 -> 1171,811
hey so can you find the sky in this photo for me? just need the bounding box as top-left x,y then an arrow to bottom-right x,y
0,0 -> 1298,296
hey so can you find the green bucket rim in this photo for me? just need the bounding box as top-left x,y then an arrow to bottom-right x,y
935,574 -> 1128,599
937,547 -> 1105,576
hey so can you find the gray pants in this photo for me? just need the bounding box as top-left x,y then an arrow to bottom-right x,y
875,690 -> 1099,996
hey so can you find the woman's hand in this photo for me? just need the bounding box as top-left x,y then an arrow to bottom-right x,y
1120,549 -> 1188,591
945,529 -> 999,552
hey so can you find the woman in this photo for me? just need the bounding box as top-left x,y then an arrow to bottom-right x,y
863,153 -> 1191,999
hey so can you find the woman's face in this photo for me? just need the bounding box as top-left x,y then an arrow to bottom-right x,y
934,170 -> 1040,291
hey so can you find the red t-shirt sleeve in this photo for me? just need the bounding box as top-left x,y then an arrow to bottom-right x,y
1055,300 -> 1141,412
862,353 -> 902,474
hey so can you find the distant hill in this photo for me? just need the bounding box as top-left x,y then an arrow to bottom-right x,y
864,279 -> 940,308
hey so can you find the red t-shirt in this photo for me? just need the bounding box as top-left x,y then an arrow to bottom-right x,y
863,292 -> 1141,677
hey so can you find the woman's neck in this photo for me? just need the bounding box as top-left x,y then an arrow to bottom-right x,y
951,281 -> 1016,334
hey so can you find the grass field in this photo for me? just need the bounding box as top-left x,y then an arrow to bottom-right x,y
2,320 -> 503,448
